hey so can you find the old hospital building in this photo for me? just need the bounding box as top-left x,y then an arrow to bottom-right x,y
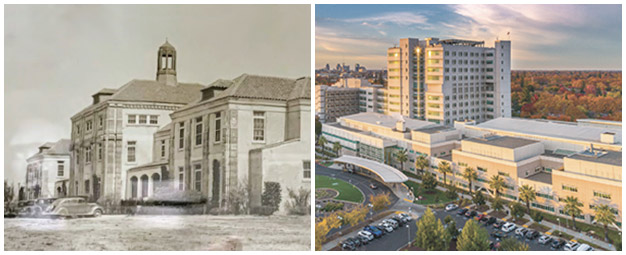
67,41 -> 311,211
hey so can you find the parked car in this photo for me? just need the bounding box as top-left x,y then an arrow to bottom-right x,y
525,230 -> 540,240
349,237 -> 362,247
445,204 -> 459,211
358,230 -> 374,241
485,216 -> 497,225
378,223 -> 393,233
465,210 -> 477,218
364,225 -> 383,238
501,222 -> 517,233
564,241 -> 581,251
475,214 -> 487,222
550,239 -> 566,250
515,227 -> 528,237
393,215 -> 409,224
457,208 -> 468,216
489,241 -> 501,251
576,244 -> 594,251
19,198 -> 57,217
389,217 -> 404,227
492,221 -> 504,229
341,239 -> 356,251
538,235 -> 553,244
383,219 -> 398,229
399,213 -> 413,222
357,235 -> 369,245
43,197 -> 104,218
491,230 -> 506,239
369,183 -> 378,189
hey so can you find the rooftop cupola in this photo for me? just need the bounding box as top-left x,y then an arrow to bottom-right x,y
156,39 -> 177,86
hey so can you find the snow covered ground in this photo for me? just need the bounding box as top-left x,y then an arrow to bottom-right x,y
4,215 -> 310,251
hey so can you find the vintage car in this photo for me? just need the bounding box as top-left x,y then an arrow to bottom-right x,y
43,197 -> 104,218
18,198 -> 57,217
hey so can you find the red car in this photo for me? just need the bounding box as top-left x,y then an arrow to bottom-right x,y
475,214 -> 487,221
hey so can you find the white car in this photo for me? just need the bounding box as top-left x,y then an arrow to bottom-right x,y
378,223 -> 393,233
515,227 -> 527,236
358,230 -> 374,241
501,222 -> 517,233
564,241 -> 581,251
383,219 -> 398,229
399,213 -> 413,222
537,235 -> 553,244
445,204 -> 459,211
576,244 -> 594,251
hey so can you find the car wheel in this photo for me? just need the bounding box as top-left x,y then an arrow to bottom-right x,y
93,209 -> 103,217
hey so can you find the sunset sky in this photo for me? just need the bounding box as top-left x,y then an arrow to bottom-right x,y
316,4 -> 622,70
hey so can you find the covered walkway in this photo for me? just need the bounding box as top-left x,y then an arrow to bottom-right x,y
333,155 -> 408,183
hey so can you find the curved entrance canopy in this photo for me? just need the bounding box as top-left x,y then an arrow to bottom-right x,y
333,155 -> 409,183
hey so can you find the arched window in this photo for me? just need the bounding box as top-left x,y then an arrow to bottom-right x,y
212,160 -> 221,206
151,173 -> 161,193
130,176 -> 138,199
141,175 -> 149,198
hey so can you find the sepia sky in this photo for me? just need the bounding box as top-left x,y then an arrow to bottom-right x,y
4,5 -> 311,184
316,4 -> 622,70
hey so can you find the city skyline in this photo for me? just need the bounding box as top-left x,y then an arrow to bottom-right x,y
316,4 -> 622,70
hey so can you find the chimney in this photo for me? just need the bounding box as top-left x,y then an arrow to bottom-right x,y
396,120 -> 405,132
600,132 -> 615,144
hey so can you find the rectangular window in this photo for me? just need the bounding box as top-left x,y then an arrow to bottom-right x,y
138,115 -> 147,124
215,112 -> 222,143
562,184 -> 578,192
161,140 -> 166,158
498,171 -> 509,177
178,167 -> 184,191
477,166 -> 487,172
149,115 -> 158,124
195,117 -> 203,146
128,115 -> 136,124
179,122 -> 185,149
303,161 -> 311,179
98,145 -> 102,160
253,111 -> 265,142
593,191 -> 611,200
85,147 -> 92,163
194,164 -> 202,191
99,116 -> 103,127
57,161 -> 64,176
127,141 -> 136,162
85,180 -> 90,193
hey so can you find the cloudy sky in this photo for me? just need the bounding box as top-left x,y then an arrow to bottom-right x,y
316,4 -> 622,70
4,5 -> 310,184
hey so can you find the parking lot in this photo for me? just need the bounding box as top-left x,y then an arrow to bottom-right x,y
337,213 -> 417,251
436,208 -> 559,251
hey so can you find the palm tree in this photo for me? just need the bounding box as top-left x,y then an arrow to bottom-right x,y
318,135 -> 327,154
593,204 -> 616,242
332,141 -> 342,156
437,161 -> 452,186
462,167 -> 478,194
415,155 -> 429,175
488,175 -> 505,198
518,185 -> 536,215
563,196 -> 583,231
394,149 -> 408,171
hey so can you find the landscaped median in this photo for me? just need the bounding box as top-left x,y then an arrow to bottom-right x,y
403,180 -> 456,205
315,175 -> 364,203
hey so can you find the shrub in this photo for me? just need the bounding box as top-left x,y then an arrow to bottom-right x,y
321,202 -> 344,212
261,182 -> 282,214
445,186 -> 459,200
250,206 -> 275,216
530,211 -> 544,223
286,187 -> 311,215
472,192 -> 486,206
228,179 -> 250,215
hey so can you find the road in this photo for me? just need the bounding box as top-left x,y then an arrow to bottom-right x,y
347,216 -> 418,251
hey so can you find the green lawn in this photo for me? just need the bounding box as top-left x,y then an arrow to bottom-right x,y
315,175 -> 364,203
404,181 -> 456,205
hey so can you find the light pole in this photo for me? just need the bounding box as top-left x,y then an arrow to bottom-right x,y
406,224 -> 411,249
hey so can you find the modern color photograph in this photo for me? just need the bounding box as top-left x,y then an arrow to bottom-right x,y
4,4 -> 311,251
314,4 -> 622,251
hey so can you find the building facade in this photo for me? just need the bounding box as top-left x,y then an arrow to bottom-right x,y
25,139 -> 71,199
68,41 -> 204,203
315,78 -> 385,123
321,114 -> 621,225
386,38 -> 511,125
127,74 -> 311,212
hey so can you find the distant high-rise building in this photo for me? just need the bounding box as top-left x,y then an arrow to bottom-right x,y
336,63 -> 342,71
325,63 -> 330,71
386,37 -> 511,125
355,63 -> 360,72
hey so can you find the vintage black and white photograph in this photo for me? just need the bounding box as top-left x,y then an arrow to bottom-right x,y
4,4 -> 312,251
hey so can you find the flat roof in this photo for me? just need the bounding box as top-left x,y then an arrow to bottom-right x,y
341,112 -> 438,131
475,118 -> 622,145
326,123 -> 397,147
414,126 -> 455,134
465,135 -> 539,149
568,150 -> 621,166
333,155 -> 408,183
524,172 -> 553,185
